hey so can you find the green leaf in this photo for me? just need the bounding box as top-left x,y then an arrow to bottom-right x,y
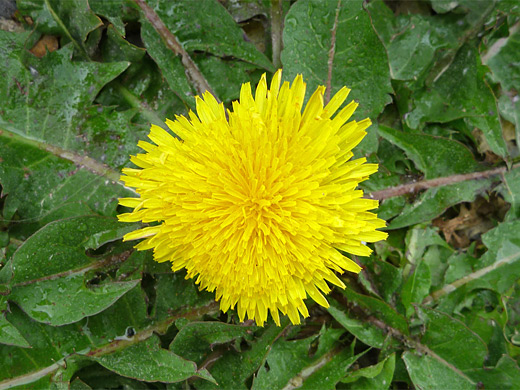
79,105 -> 148,170
2,1 -> 519,388
388,178 -> 494,229
378,125 -> 494,231
342,288 -> 409,335
4,217 -> 131,283
0,30 -> 140,236
140,20 -> 196,109
401,225 -> 453,291
194,322 -> 289,390
89,0 -> 139,36
417,308 -> 488,371
155,0 -> 271,68
5,216 -> 139,325
359,255 -> 403,303
18,0 -> 102,55
329,286 -> 409,348
498,95 -> 520,151
432,220 -> 520,305
192,54 -> 265,103
144,0 -> 273,71
0,31 -> 129,155
342,353 -> 395,390
281,0 -> 392,120
10,275 -> 138,327
3,282 -> 205,387
484,28 -> 520,92
404,225 -> 452,265
84,283 -> 150,346
140,0 -> 272,106
460,292 -> 509,366
0,134 -> 133,237
466,354 -> 520,389
101,25 -> 146,63
402,350 -> 476,390
328,299 -> 386,348
499,166 -> 520,221
378,125 -> 480,179
0,305 -> 92,385
0,314 -> 30,348
70,378 -> 93,390
296,347 -> 366,390
252,327 -> 359,390
170,321 -> 255,364
151,272 -> 215,322
406,43 -> 507,156
91,334 -> 214,384
468,220 -> 520,293
367,1 -> 460,81
401,259 -> 431,317
430,0 -> 461,13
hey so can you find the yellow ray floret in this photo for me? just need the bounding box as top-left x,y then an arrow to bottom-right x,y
118,69 -> 387,326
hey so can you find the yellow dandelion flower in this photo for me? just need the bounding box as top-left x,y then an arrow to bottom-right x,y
118,70 -> 387,326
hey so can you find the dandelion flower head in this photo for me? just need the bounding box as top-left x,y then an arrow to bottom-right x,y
118,70 -> 387,326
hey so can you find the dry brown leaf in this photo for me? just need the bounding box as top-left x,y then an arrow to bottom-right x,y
30,35 -> 59,58
433,195 -> 506,248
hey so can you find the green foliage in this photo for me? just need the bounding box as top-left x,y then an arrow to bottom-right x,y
1,0 -> 519,389
282,0 -> 392,121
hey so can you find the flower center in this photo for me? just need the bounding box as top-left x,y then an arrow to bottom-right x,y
247,197 -> 272,211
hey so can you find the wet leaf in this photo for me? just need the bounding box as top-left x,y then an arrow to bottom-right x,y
403,350 -> 475,390
367,1 -> 460,81
359,255 -> 403,303
144,0 -> 273,71
378,126 -> 480,179
0,314 -> 30,347
401,258 -> 431,317
0,305 -> 92,385
170,321 -> 255,364
4,217 -> 139,326
18,0 -> 102,54
140,19 -> 196,109
150,272 -> 215,322
417,308 -> 488,371
466,352 -> 520,389
252,327 -> 357,390
484,27 -> 520,92
0,30 -> 140,236
0,135 -> 132,237
341,353 -> 395,390
405,44 -> 507,156
101,25 -> 146,63
89,0 -> 139,36
193,322 -> 289,390
342,287 -> 409,335
84,283 -> 150,346
91,334 -> 214,384
0,31 -> 129,156
388,178 -> 494,230
0,1 -> 518,388
281,0 -> 392,120
499,167 -> 520,220
139,0 -> 274,106
328,299 -> 386,348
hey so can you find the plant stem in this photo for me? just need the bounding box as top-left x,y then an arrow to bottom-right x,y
0,127 -> 124,186
133,0 -> 218,100
368,163 -> 520,201
270,0 -> 283,69
325,0 -> 342,104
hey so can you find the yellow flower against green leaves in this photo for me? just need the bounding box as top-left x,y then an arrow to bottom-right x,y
118,70 -> 387,326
